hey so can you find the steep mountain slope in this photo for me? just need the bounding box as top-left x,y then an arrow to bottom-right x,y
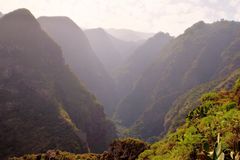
114,32 -> 173,102
139,78 -> 240,159
107,33 -> 142,62
116,20 -> 240,139
164,68 -> 240,133
106,28 -> 154,42
163,33 -> 240,132
38,17 -> 117,115
85,28 -> 144,80
0,9 -> 116,159
84,28 -> 123,76
12,77 -> 240,160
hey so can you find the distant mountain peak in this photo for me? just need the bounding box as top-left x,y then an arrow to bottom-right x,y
1,8 -> 40,29
85,28 -> 108,37
106,28 -> 155,42
38,16 -> 82,31
155,31 -> 171,37
2,8 -> 36,22
184,20 -> 206,34
87,27 -> 104,31
38,16 -> 73,23
150,31 -> 173,41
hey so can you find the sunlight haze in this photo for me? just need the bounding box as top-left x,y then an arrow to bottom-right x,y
1,0 -> 240,36
1,0 -> 240,159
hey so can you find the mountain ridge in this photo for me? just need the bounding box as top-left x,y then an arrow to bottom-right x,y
114,31 -> 173,105
106,28 -> 155,42
84,28 -> 123,77
0,9 -> 116,159
38,17 -> 118,115
116,20 -> 240,139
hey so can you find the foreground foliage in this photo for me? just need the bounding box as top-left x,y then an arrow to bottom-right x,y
12,79 -> 240,160
10,138 -> 148,160
138,79 -> 240,160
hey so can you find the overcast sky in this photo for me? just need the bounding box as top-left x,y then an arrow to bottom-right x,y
0,0 -> 240,36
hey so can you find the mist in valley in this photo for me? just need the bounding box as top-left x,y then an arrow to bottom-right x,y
0,1 -> 240,160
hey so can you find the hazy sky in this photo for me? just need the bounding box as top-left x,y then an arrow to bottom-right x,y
0,0 -> 240,36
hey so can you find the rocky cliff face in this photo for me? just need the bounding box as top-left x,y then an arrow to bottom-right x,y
0,9 -> 116,159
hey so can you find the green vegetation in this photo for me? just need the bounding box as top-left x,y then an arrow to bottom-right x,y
15,79 -> 239,160
165,69 -> 240,134
234,79 -> 240,92
11,138 -> 148,160
10,150 -> 101,160
200,92 -> 219,102
2,8 -> 240,160
116,20 -> 240,140
0,9 -> 116,159
138,79 -> 240,160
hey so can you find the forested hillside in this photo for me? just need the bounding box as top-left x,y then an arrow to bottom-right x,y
114,32 -> 173,105
1,4 -> 240,160
165,69 -> 240,134
139,78 -> 240,159
116,20 -> 240,140
10,78 -> 240,160
0,9 -> 116,159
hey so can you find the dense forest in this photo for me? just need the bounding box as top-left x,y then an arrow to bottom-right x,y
0,7 -> 239,160
11,77 -> 240,160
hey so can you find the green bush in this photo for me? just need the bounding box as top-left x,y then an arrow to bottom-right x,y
201,92 -> 219,102
219,102 -> 236,111
233,78 -> 240,92
138,79 -> 240,160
